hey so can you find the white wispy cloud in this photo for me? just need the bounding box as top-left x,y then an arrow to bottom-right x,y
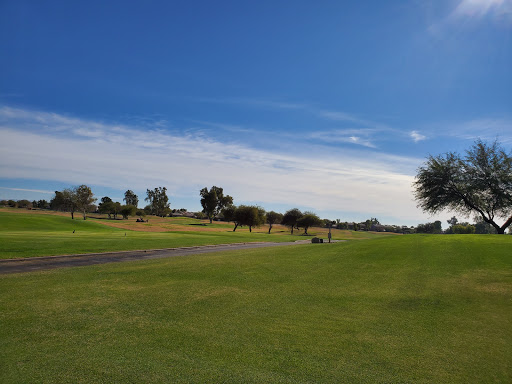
410,131 -> 427,143
310,129 -> 378,148
317,110 -> 367,124
452,0 -> 512,21
189,120 -> 256,134
194,97 -> 307,111
0,105 -> 426,221
0,187 -> 54,194
195,97 -> 390,130
453,119 -> 512,143
428,0 -> 512,34
192,98 -> 402,150
421,118 -> 512,144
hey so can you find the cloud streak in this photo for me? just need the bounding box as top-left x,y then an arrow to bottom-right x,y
310,129 -> 379,148
193,97 -> 410,148
410,131 -> 427,143
452,0 -> 512,21
0,105 -> 426,222
420,118 -> 512,144
0,187 -> 54,194
428,0 -> 512,35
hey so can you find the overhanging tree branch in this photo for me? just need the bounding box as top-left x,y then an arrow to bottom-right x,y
414,140 -> 512,234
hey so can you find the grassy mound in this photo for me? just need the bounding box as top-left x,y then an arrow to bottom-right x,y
1,235 -> 511,382
0,209 -> 390,259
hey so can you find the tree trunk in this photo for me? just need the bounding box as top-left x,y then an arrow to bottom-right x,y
233,223 -> 238,232
71,211 -> 74,220
210,217 -> 213,224
499,215 -> 512,234
304,227 -> 308,235
291,226 -> 294,235
482,217 -> 503,234
83,210 -> 87,220
268,225 -> 272,234
249,226 -> 252,232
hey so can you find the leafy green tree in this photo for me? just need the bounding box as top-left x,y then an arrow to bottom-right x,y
98,197 -> 121,219
121,204 -> 137,219
34,199 -> 49,209
200,186 -> 233,224
297,212 -> 323,235
112,202 -> 122,219
474,221 -> 497,234
53,189 -> 78,219
337,221 -> 348,230
145,187 -> 170,217
323,219 -> 334,228
445,216 -> 459,234
50,192 -> 63,210
17,200 -> 32,208
123,190 -> 139,207
74,185 -> 96,220
416,221 -> 442,234
363,218 -> 380,231
266,211 -> 283,234
98,196 -> 114,218
451,223 -> 475,234
221,205 -> 237,222
233,205 -> 265,232
414,140 -> 512,234
281,208 -> 303,234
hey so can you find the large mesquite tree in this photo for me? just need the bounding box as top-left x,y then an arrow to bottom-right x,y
297,212 -> 323,235
414,140 -> 512,234
232,205 -> 265,232
266,211 -> 283,234
281,208 -> 303,235
200,186 -> 233,224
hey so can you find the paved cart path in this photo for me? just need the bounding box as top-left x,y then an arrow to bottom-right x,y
0,240 -> 335,274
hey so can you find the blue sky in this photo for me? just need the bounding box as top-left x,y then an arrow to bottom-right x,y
1,0 -> 511,226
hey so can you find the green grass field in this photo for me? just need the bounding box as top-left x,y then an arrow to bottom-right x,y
0,209 -> 386,259
1,234 -> 511,383
0,211 -> 292,259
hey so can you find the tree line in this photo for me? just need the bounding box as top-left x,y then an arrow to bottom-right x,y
3,186 -> 172,221
414,216 -> 500,235
4,139 -> 510,234
198,186 -> 325,234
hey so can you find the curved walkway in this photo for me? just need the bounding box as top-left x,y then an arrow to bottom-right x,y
0,240 -> 322,274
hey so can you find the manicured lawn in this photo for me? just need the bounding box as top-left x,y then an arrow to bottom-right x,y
1,235 -> 511,383
0,210 -> 389,259
0,211 -> 294,259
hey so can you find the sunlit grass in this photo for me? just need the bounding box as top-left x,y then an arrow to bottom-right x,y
1,235 -> 510,383
0,209 -> 392,258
